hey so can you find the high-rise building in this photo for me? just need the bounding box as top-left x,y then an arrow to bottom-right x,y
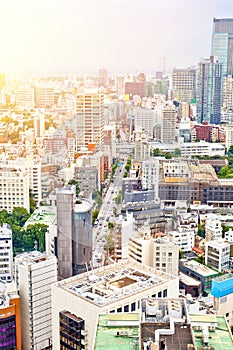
141,158 -> 160,199
223,75 -> 233,110
0,280 -> 22,350
56,185 -> 93,278
196,57 -> 222,124
0,224 -> 13,282
211,17 -> 233,77
172,68 -> 196,102
34,86 -> 54,108
75,93 -> 104,152
15,252 -> 57,350
162,104 -> 177,143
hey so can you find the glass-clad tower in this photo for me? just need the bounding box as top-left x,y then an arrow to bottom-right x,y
196,57 -> 222,124
211,17 -> 233,77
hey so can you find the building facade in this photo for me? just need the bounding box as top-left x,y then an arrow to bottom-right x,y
15,252 -> 57,350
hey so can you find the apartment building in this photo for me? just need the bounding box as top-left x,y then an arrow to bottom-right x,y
0,224 -> 13,282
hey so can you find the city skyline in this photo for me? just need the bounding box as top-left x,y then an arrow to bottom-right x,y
1,0 -> 233,74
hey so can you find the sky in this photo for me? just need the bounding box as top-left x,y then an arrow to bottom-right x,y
0,0 -> 233,74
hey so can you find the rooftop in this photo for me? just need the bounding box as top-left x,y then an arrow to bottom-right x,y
181,259 -> 219,277
56,260 -> 176,307
24,205 -> 56,227
94,314 -> 139,350
190,314 -> 233,350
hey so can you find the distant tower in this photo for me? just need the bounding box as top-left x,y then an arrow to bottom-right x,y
211,18 -> 233,77
56,185 -> 93,278
196,57 -> 222,124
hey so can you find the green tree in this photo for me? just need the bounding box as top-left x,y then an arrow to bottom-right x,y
104,234 -> 115,254
12,207 -> 30,226
174,148 -> 181,157
29,189 -> 37,214
108,222 -> 114,230
92,210 -> 99,224
68,179 -> 80,196
198,223 -> 205,238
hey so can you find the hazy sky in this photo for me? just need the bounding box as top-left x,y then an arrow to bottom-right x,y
1,0 -> 233,74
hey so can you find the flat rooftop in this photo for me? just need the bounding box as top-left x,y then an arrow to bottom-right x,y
181,260 -> 219,277
56,260 -> 175,307
24,205 -> 56,227
190,314 -> 233,350
94,314 -> 139,350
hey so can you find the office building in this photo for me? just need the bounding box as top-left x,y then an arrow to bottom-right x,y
196,56 -> 222,124
172,67 -> 196,102
162,104 -> 177,143
114,213 -> 135,261
14,88 -> 34,109
223,75 -> 233,110
205,239 -> 231,272
0,167 -> 30,213
34,86 -> 54,108
0,224 -> 13,282
51,259 -> 179,350
15,252 -> 57,350
0,280 -> 22,350
75,93 -> 104,152
56,185 -> 93,278
211,17 -> 233,77
212,274 -> 233,326
168,227 -> 195,252
132,107 -> 160,139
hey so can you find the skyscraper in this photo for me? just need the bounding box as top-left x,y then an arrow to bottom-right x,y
211,17 -> 233,77
196,57 -> 222,124
75,93 -> 104,152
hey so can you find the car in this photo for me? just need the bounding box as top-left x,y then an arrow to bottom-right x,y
104,223 -> 107,228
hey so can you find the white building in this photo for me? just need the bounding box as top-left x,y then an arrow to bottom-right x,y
128,235 -> 179,276
15,252 -> 57,350
0,158 -> 42,205
132,107 -> 160,139
114,213 -> 135,260
168,227 -> 195,252
0,224 -> 13,282
0,167 -> 30,213
205,239 -> 231,272
180,141 -> 225,157
224,228 -> 233,242
141,158 -> 160,199
205,216 -> 223,241
51,259 -> 179,350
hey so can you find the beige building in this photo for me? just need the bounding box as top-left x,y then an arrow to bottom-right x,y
128,235 -> 179,276
162,104 -> 177,143
15,252 -> 57,350
51,259 -> 179,350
